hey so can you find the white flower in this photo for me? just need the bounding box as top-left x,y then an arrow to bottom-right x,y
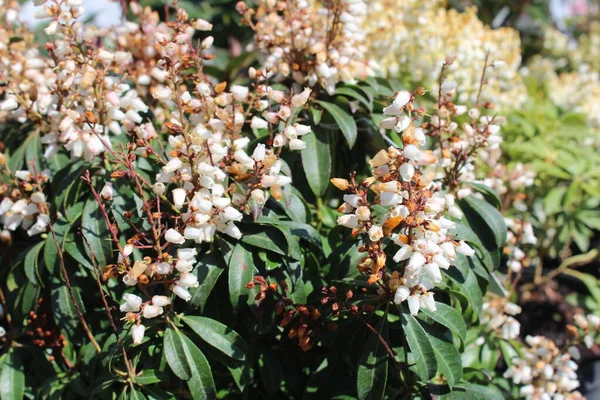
408,252 -> 426,269
252,144 -> 266,161
163,158 -> 183,173
132,324 -> 146,344
15,170 -> 32,181
289,139 -> 306,150
0,97 -> 18,111
368,225 -> 383,242
194,18 -> 213,31
456,241 -> 475,256
153,182 -> 166,195
165,229 -> 185,244
291,87 -> 311,107
172,188 -> 186,209
152,295 -> 171,307
173,285 -> 192,301
178,273 -> 199,289
337,214 -> 358,229
403,145 -> 420,161
393,245 -> 413,262
251,117 -> 269,129
399,163 -> 414,182
100,183 -> 113,200
424,263 -> 442,283
407,295 -> 421,315
178,248 -> 197,261
231,85 -> 249,101
420,293 -> 436,312
120,293 -> 142,312
223,206 -> 243,221
393,286 -> 410,304
143,305 -> 164,319
156,262 -> 171,274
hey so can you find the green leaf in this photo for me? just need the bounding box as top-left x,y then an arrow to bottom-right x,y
275,221 -> 322,249
181,316 -> 248,361
420,303 -> 467,344
445,255 -> 483,318
458,196 -> 506,249
334,86 -> 372,111
179,334 -> 216,400
51,274 -> 86,340
301,130 -> 331,197
81,196 -> 112,269
129,387 -> 147,400
0,348 -> 24,400
134,370 -> 168,386
400,306 -> 437,380
164,327 -> 191,380
239,224 -> 288,256
227,243 -> 255,309
188,253 -> 224,311
43,216 -> 72,275
357,316 -> 389,400
452,383 -> 504,400
24,241 -> 44,286
315,100 -> 358,147
464,182 -> 501,210
420,321 -> 463,387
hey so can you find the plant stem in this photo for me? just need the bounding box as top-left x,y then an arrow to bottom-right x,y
48,224 -> 101,353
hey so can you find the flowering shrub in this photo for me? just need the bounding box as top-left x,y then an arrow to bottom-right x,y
0,1 -> 598,399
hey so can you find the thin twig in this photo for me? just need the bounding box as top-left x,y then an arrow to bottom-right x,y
82,235 -> 135,378
47,224 -> 101,353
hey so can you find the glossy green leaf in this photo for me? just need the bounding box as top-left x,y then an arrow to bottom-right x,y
357,316 -> 389,400
188,253 -> 224,311
180,333 -> 216,400
315,100 -> 358,147
420,303 -> 467,344
164,327 -> 191,380
227,243 -> 255,309
458,196 -> 506,249
421,321 -> 463,387
301,130 -> 331,197
24,241 -> 44,286
81,196 -> 112,270
181,315 -> 248,361
0,348 -> 24,400
400,306 -> 437,381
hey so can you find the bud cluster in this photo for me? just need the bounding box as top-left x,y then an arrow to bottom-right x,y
333,89 -> 475,316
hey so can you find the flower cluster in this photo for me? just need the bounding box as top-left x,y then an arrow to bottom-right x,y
526,26 -> 600,130
572,313 -> 600,350
333,89 -> 475,315
481,295 -> 522,340
421,72 -> 507,195
1,0 -> 318,344
504,335 -> 584,399
361,4 -> 527,108
239,0 -> 375,94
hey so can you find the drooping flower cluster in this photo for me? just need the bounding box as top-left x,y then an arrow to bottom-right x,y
422,74 -> 507,196
504,335 -> 584,400
332,89 -> 475,315
0,0 -> 318,344
526,25 -> 600,130
572,313 -> 600,350
481,295 -> 522,340
239,0 -> 376,94
361,4 -> 527,108
0,165 -> 50,240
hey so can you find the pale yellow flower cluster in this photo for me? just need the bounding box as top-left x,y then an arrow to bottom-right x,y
362,3 -> 527,108
528,27 -> 600,130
